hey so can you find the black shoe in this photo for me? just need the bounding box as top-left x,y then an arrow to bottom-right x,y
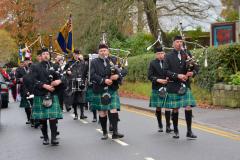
51,138 -> 59,146
92,118 -> 97,122
66,107 -> 71,112
166,127 -> 173,133
173,132 -> 180,139
34,123 -> 40,129
158,127 -> 163,132
80,115 -> 87,119
26,121 -> 30,124
112,132 -> 124,139
101,133 -> 108,140
186,131 -> 197,139
73,115 -> 78,120
43,138 -> 49,145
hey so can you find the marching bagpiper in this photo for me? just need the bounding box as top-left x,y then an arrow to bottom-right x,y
86,53 -> 98,122
90,43 -> 124,140
31,47 -> 63,145
64,49 -> 88,120
148,47 -> 173,133
163,36 -> 199,139
15,58 -> 33,126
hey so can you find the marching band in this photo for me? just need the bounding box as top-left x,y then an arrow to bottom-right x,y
10,25 -> 200,146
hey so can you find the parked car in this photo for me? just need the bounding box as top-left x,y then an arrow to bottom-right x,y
0,73 -> 9,108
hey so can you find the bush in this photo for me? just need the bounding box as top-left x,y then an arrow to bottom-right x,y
125,54 -> 155,82
229,72 -> 240,85
192,44 -> 240,90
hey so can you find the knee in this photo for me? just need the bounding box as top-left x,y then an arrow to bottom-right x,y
172,108 -> 179,113
185,106 -> 192,111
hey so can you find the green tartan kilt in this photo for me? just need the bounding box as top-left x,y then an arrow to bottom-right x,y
86,87 -> 94,103
19,97 -> 31,108
32,95 -> 63,120
91,90 -> 120,111
149,89 -> 167,108
164,89 -> 196,109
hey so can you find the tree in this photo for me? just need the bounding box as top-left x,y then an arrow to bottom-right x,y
0,29 -> 17,63
0,0 -> 36,45
221,0 -> 239,21
139,0 -> 216,44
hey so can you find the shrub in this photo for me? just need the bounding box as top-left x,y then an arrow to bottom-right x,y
125,54 -> 155,82
229,72 -> 240,85
192,44 -> 240,90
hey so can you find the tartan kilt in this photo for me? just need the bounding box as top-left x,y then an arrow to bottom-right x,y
149,89 -> 166,108
19,97 -> 31,108
86,87 -> 94,103
32,95 -> 63,120
91,90 -> 120,111
164,89 -> 196,109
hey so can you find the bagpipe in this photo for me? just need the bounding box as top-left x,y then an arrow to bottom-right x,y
102,32 -> 130,78
147,29 -> 173,51
178,22 -> 208,68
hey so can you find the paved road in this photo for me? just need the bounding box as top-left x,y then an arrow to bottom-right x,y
0,102 -> 240,160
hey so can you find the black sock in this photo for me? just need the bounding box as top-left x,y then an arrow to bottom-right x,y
185,110 -> 192,132
80,104 -> 84,116
156,110 -> 163,128
25,107 -> 31,121
93,110 -> 97,119
172,111 -> 179,133
49,119 -> 57,139
109,113 -> 118,134
73,104 -> 78,116
40,120 -> 48,139
165,110 -> 171,128
99,116 -> 107,134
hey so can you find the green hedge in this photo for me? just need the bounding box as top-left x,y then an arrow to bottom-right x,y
126,54 -> 154,82
125,44 -> 240,90
192,44 -> 240,90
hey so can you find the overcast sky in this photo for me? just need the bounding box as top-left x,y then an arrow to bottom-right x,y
158,0 -> 223,32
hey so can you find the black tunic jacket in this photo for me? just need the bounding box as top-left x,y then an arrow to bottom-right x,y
148,59 -> 166,90
90,56 -> 122,94
32,61 -> 62,96
15,66 -> 29,97
163,49 -> 199,93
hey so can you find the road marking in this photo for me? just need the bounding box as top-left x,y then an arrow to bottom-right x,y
71,114 -> 89,124
122,106 -> 240,141
96,129 -> 129,146
144,157 -> 155,160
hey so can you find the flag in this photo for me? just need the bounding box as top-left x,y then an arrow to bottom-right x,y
55,14 -> 74,54
18,47 -> 23,64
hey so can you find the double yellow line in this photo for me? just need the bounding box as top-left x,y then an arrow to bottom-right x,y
122,106 -> 240,141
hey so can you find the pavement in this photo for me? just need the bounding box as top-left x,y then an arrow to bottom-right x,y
120,97 -> 240,133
